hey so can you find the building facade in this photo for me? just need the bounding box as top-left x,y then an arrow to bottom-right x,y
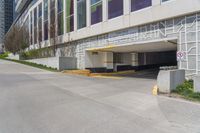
0,0 -> 13,53
12,0 -> 200,76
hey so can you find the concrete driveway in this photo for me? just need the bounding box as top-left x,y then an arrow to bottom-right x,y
0,59 -> 200,133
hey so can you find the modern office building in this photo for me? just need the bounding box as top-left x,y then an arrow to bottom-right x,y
0,0 -> 13,52
11,0 -> 200,76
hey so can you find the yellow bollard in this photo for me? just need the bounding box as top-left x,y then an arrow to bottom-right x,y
152,85 -> 158,96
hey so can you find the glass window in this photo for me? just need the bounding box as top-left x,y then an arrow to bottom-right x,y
24,18 -> 30,46
38,3 -> 42,17
66,0 -> 74,32
131,0 -> 152,12
57,0 -> 64,35
44,21 -> 48,40
30,11 -> 33,44
34,8 -> 37,44
44,0 -> 48,40
108,0 -> 123,19
44,0 -> 48,20
77,0 -> 86,29
34,8 -> 37,27
91,0 -> 102,25
38,3 -> 42,42
50,0 -> 55,38
58,0 -> 63,12
161,0 -> 170,2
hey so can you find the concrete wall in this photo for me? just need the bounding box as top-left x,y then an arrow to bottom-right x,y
59,57 -> 77,70
157,69 -> 185,93
121,53 -> 132,65
194,75 -> 200,92
0,43 -> 3,53
85,52 -> 105,68
103,52 -> 113,69
7,53 -> 20,60
26,57 -> 77,71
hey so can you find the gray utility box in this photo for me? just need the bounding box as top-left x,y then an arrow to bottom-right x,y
194,75 -> 200,92
157,69 -> 185,93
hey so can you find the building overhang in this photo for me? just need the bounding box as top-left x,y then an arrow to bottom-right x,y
87,37 -> 178,53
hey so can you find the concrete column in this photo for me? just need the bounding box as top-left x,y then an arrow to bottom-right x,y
37,5 -> 40,48
152,0 -> 160,6
55,0 -> 58,37
29,13 -> 31,46
104,52 -> 113,70
42,1 -> 44,42
86,0 -> 91,27
143,53 -> 147,65
194,75 -> 200,92
48,0 -> 50,42
123,0 -> 130,15
63,0 -> 66,33
32,11 -> 35,48
102,0 -> 108,22
74,0 -> 77,31
131,53 -> 139,66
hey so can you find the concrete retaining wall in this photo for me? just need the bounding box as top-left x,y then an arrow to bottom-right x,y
26,57 -> 77,71
7,53 -> 20,60
194,75 -> 200,92
157,69 -> 185,93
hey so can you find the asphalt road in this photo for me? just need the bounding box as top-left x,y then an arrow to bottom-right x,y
0,59 -> 200,133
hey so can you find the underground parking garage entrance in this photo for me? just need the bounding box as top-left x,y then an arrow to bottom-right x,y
85,38 -> 178,76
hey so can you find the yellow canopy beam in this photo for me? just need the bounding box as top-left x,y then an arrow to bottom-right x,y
87,44 -> 116,52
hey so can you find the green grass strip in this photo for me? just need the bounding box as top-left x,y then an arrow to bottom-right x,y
0,57 -> 59,72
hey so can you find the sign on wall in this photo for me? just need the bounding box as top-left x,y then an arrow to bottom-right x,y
177,51 -> 186,61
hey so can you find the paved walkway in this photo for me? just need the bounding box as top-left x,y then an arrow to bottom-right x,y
0,59 -> 200,133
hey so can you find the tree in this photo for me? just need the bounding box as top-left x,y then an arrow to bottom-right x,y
49,16 -> 57,56
4,25 -> 29,54
49,1 -> 58,57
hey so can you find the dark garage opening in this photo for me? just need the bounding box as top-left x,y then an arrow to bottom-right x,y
115,51 -> 177,72
136,51 -> 177,71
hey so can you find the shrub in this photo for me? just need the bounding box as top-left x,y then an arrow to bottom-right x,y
190,92 -> 200,99
174,80 -> 193,95
20,47 -> 54,60
0,52 -> 9,58
173,80 -> 200,102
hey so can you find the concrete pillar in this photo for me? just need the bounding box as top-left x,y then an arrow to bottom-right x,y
104,52 -> 113,70
48,0 -> 50,42
102,0 -> 108,22
42,2 -> 44,42
63,0 -> 66,33
152,0 -> 160,6
32,10 -> 35,48
144,53 -> 147,65
123,0 -> 130,15
194,75 -> 200,92
29,13 -> 31,45
131,53 -> 139,66
86,0 -> 91,27
74,0 -> 77,31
